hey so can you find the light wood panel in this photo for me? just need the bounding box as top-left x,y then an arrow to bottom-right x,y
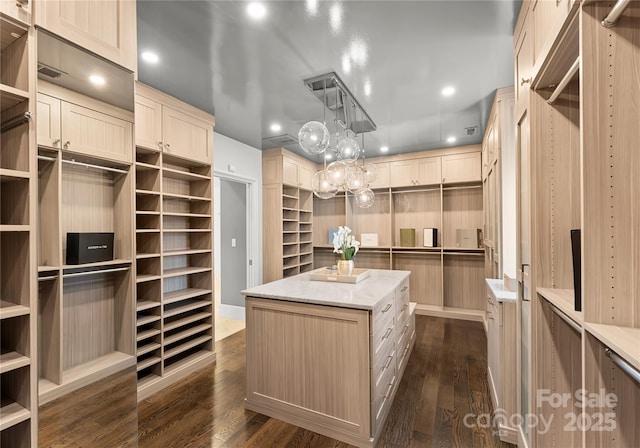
392,189 -> 440,247
443,254 -> 484,310
582,2 -> 640,327
313,194 -> 346,246
36,93 -> 61,149
134,94 -> 162,152
246,297 -> 371,444
162,106 -> 212,164
393,252 -> 442,306
35,0 -> 137,71
1,101 -> 30,171
38,279 -> 61,385
37,155 -> 59,268
0,30 -> 28,91
442,187 -> 483,248
347,192 -> 391,247
441,152 -> 481,184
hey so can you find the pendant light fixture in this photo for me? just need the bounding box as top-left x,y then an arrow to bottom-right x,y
299,79 -> 330,155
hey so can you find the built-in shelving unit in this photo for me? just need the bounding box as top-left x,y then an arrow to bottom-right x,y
134,134 -> 215,400
1,15 -> 37,447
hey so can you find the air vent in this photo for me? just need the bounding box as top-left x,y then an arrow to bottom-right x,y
465,126 -> 479,136
262,134 -> 299,149
37,63 -> 65,79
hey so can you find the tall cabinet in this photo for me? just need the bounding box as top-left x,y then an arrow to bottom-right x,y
515,2 -> 640,447
0,13 -> 37,447
134,82 -> 216,400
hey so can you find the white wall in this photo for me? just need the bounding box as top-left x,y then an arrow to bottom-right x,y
213,132 -> 263,288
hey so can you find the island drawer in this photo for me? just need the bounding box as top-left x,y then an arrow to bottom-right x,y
372,369 -> 397,433
396,300 -> 410,328
396,321 -> 412,369
373,329 -> 396,376
396,276 -> 410,296
371,290 -> 395,335
372,319 -> 396,362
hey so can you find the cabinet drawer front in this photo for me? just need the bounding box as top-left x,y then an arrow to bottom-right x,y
372,319 -> 395,361
396,299 -> 410,327
61,102 -> 133,164
372,370 -> 397,433
372,291 -> 395,334
396,332 -> 413,372
373,330 -> 395,375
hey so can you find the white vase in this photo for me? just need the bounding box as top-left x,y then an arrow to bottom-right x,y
337,259 -> 354,276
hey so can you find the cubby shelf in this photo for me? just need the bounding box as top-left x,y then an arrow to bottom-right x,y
0,302 -> 30,320
0,402 -> 30,432
0,351 -> 30,374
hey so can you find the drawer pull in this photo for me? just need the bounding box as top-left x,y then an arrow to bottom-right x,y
382,303 -> 392,313
384,382 -> 394,399
382,327 -> 393,340
400,285 -> 408,293
402,304 -> 408,312
384,355 -> 393,370
401,324 -> 409,336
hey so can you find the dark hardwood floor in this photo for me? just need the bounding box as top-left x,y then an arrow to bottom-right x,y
138,316 -> 515,448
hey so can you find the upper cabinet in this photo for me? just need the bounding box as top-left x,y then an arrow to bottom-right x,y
135,83 -> 214,164
262,149 -> 316,190
35,0 -> 137,71
515,14 -> 533,119
441,152 -> 481,184
368,161 -> 389,189
390,156 -> 441,188
0,0 -> 31,25
37,84 -> 134,164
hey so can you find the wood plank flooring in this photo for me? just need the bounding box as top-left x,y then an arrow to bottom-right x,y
138,316 -> 515,448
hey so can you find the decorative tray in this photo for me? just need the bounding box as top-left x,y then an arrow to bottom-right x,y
308,268 -> 371,284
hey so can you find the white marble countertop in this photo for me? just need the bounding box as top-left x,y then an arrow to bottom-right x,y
485,278 -> 517,303
242,269 -> 411,311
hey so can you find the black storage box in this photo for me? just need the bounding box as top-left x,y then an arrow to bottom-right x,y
571,229 -> 581,311
66,232 -> 114,265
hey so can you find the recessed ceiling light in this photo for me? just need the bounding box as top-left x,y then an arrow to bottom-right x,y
89,74 -> 106,86
380,146 -> 389,153
342,53 -> 351,74
270,123 -> 282,133
141,51 -> 159,64
447,136 -> 456,143
305,0 -> 318,16
329,2 -> 342,34
364,80 -> 372,97
246,2 -> 267,20
442,86 -> 456,97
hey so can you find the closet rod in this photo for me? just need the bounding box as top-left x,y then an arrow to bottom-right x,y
37,155 -> 56,162
602,0 -> 632,27
1,112 -> 32,133
606,348 -> 640,384
548,302 -> 582,333
63,266 -> 129,278
442,185 -> 482,191
62,159 -> 128,174
392,187 -> 441,194
547,57 -> 580,105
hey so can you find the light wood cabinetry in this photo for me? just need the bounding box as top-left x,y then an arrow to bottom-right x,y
133,88 -> 216,400
0,15 -> 37,447
0,0 -> 31,26
262,149 -> 316,282
368,161 -> 389,189
34,0 -> 137,71
37,83 -> 134,164
311,146 -> 485,321
34,87 -> 136,408
135,83 -> 214,165
244,274 -> 416,447
441,152 -> 481,184
389,156 -> 441,187
514,2 -> 640,447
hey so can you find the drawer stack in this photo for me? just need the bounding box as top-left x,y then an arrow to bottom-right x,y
370,275 -> 417,435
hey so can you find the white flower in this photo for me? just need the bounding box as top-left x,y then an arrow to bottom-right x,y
332,226 -> 360,260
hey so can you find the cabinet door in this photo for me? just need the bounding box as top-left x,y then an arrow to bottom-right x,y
162,106 -> 212,164
441,152 -> 481,184
515,18 -> 533,119
35,0 -> 136,70
135,95 -> 162,152
417,156 -> 441,185
0,0 -> 31,26
282,157 -> 299,187
368,161 -> 389,189
299,163 -> 314,191
389,161 -> 418,188
61,101 -> 133,163
37,93 -> 62,149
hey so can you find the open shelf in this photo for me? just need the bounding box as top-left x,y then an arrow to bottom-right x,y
0,302 -> 29,320
163,288 -> 211,305
0,351 -> 30,374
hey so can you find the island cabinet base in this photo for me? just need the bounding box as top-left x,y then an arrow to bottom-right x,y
245,295 -> 415,448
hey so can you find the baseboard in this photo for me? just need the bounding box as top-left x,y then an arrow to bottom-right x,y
498,425 -> 519,445
219,304 -> 246,320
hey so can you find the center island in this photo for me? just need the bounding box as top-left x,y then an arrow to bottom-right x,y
241,268 -> 416,448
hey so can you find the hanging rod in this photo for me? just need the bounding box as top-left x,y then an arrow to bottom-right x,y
548,302 -> 582,333
442,185 -> 482,191
62,159 -> 128,174
37,155 -> 56,162
63,266 -> 129,278
606,348 -> 640,384
1,112 -> 32,133
547,57 -> 580,105
602,0 -> 632,27
391,187 -> 441,194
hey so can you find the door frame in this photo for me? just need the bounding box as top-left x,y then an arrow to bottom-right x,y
214,170 -> 257,293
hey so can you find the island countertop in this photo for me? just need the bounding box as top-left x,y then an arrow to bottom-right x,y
241,268 -> 410,311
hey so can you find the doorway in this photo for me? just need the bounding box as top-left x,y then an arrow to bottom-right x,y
214,176 -> 251,340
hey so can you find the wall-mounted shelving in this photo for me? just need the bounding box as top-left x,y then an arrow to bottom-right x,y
1,15 -> 36,447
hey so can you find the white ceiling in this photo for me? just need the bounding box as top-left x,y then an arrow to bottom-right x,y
137,0 -> 521,161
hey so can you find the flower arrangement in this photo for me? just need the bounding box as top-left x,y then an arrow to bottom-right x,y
332,226 -> 360,260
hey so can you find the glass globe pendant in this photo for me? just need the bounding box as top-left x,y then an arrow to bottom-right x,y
298,121 -> 330,155
354,187 -> 375,208
312,169 -> 338,199
361,163 -> 377,185
326,161 -> 349,190
345,166 -> 365,192
336,133 -> 360,162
